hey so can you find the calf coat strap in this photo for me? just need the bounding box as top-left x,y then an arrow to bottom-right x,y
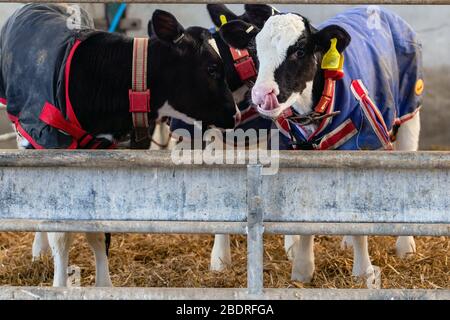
130,38 -> 151,142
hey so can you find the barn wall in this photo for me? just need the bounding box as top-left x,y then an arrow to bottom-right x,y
0,3 -> 448,149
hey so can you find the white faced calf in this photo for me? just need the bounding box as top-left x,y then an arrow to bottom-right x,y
222,7 -> 422,282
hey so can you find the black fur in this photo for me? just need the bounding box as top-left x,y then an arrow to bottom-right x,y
219,20 -> 259,50
243,4 -> 277,29
207,4 -> 276,29
68,10 -> 237,139
208,5 -> 274,92
207,4 -> 241,27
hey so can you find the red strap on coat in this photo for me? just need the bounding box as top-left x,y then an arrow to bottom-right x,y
350,79 -> 393,150
39,102 -> 95,148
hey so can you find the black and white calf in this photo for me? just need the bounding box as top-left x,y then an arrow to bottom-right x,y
181,4 -> 300,271
1,4 -> 238,286
201,4 -> 311,271
222,6 -> 422,282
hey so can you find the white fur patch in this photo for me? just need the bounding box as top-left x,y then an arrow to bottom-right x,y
208,38 -> 221,58
394,111 -> 421,151
158,101 -> 199,127
95,134 -> 113,141
255,14 -> 306,83
254,14 -> 311,114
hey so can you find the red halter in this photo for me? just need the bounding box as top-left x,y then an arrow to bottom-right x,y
229,47 -> 257,85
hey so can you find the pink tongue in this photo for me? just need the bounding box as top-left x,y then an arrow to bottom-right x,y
261,93 -> 280,111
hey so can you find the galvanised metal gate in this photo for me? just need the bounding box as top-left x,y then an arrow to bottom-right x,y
0,150 -> 449,299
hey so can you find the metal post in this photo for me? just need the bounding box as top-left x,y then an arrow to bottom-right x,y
246,165 -> 264,295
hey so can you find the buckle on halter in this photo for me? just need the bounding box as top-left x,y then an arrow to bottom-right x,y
230,47 -> 250,61
129,89 -> 150,113
288,110 -> 341,126
235,58 -> 257,82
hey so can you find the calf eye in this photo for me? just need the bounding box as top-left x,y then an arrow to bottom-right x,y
207,64 -> 221,79
297,49 -> 306,59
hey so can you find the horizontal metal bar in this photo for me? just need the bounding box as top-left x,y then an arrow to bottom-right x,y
0,150 -> 449,169
0,151 -> 448,223
93,18 -> 142,31
2,220 -> 449,237
265,222 -> 450,236
0,219 -> 246,234
1,287 -> 449,300
0,132 -> 16,142
0,1 -> 447,4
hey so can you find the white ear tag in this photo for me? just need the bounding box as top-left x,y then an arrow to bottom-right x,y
173,33 -> 185,44
208,38 -> 221,57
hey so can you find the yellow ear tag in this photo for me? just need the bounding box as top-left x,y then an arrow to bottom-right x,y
215,15 -> 228,31
220,15 -> 228,26
321,38 -> 341,70
338,52 -> 344,70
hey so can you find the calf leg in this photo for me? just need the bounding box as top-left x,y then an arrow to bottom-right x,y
15,131 -> 52,263
32,232 -> 50,261
393,112 -> 421,257
351,236 -> 372,277
340,235 -> 353,250
291,235 -> 315,283
396,236 -> 416,258
210,234 -> 231,271
85,232 -> 112,287
48,232 -> 74,287
284,235 -> 300,261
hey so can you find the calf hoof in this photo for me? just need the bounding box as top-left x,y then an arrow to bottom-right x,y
291,261 -> 314,283
396,236 -> 416,258
340,236 -> 353,250
352,261 -> 373,278
353,264 -> 381,289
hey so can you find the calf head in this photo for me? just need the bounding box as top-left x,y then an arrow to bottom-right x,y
245,13 -> 351,118
150,10 -> 237,129
207,4 -> 276,30
206,4 -> 277,93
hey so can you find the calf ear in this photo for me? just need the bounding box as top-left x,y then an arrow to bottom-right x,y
219,20 -> 259,49
147,20 -> 154,37
244,4 -> 277,29
207,4 -> 238,27
313,25 -> 351,53
151,10 -> 185,44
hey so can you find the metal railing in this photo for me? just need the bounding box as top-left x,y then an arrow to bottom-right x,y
0,0 -> 448,4
0,0 -> 448,299
0,150 -> 448,299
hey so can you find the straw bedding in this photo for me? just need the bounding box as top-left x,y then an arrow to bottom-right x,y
0,232 -> 448,288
